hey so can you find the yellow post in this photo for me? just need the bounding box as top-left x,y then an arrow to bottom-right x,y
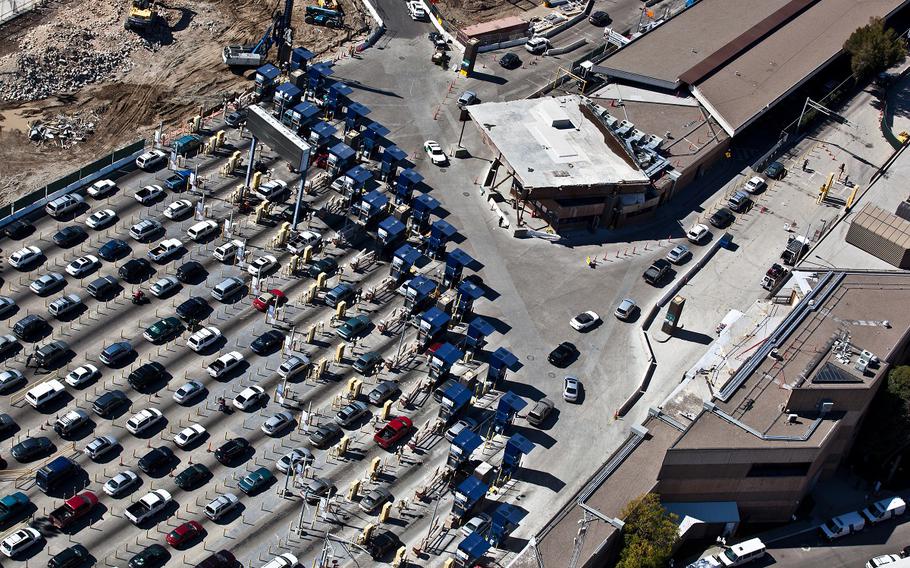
251,171 -> 262,192
306,326 -> 316,343
361,523 -> 376,543
215,130 -> 225,147
337,435 -> 349,455
347,377 -> 358,396
336,300 -> 347,319
369,456 -> 382,477
348,479 -> 361,501
192,115 -> 201,132
442,559 -> 456,568
289,255 -> 299,274
351,379 -> 362,398
316,359 -> 327,379
307,284 -> 317,303
335,343 -> 345,363
316,272 -> 327,289
381,400 -> 392,421
379,501 -> 392,523
393,547 -> 407,566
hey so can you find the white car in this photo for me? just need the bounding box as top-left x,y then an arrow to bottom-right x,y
563,376 -> 581,403
65,254 -> 100,278
255,179 -> 288,202
0,527 -> 41,557
666,244 -> 690,264
8,246 -> 42,269
277,447 -> 314,474
461,513 -> 491,537
136,149 -> 167,170
207,351 -> 244,378
85,208 -> 117,229
150,276 -> 180,298
866,555 -> 902,568
569,311 -> 599,332
423,140 -> 447,165
187,326 -> 222,352
614,298 -> 637,321
164,199 -> 194,220
87,179 -> 118,198
64,363 -> 99,387
204,493 -> 240,521
278,355 -> 310,379
248,254 -> 278,277
126,408 -> 164,435
686,223 -> 710,244
261,553 -> 299,568
135,185 -> 165,205
233,385 -> 266,410
173,380 -> 204,404
330,175 -> 354,193
743,175 -> 766,194
174,423 -> 206,448
103,469 -> 140,497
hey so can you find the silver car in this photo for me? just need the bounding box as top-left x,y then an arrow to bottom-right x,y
173,380 -> 204,404
84,435 -> 118,459
103,469 -> 139,497
261,411 -> 295,436
30,272 -> 65,295
334,401 -> 369,428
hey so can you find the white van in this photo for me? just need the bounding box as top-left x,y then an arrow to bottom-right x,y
186,220 -> 219,242
214,240 -> 244,262
135,149 -> 167,170
862,496 -> 906,524
25,379 -> 66,409
45,194 -> 84,218
821,510 -> 865,539
716,538 -> 765,566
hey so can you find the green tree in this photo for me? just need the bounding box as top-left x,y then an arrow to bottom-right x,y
844,17 -> 907,79
888,365 -> 910,402
616,493 -> 679,568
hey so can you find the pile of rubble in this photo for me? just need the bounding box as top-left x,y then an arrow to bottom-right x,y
27,109 -> 101,148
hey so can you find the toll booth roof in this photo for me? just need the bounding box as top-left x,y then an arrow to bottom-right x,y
329,142 -> 355,160
310,121 -> 336,138
275,83 -> 301,98
468,317 -> 496,338
432,219 -> 458,238
444,381 -> 471,405
347,101 -> 371,117
494,502 -> 526,527
346,165 -> 373,184
491,347 -> 520,370
448,248 -> 474,268
292,47 -> 315,61
459,532 -> 491,558
399,168 -> 424,185
383,145 -> 408,161
366,121 -> 390,137
329,81 -> 353,95
457,280 -> 484,300
256,64 -> 281,80
433,342 -> 463,365
413,192 -> 440,212
453,429 -> 483,453
310,62 -> 334,77
378,216 -> 406,236
394,243 -> 423,265
361,190 -> 389,210
456,476 -> 488,502
409,275 -> 437,296
421,306 -> 451,328
292,101 -> 320,119
500,391 -> 528,412
506,433 -> 535,455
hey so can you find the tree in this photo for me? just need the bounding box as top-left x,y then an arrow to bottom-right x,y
616,493 -> 679,568
888,365 -> 910,403
844,17 -> 907,79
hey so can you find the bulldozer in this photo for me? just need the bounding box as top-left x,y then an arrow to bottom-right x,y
125,0 -> 159,31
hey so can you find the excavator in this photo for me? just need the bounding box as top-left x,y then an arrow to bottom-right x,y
125,0 -> 160,31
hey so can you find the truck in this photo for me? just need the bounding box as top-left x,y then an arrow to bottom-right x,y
287,230 -> 323,254
164,170 -> 192,191
223,45 -> 267,68
214,239 -> 244,262
125,489 -> 172,525
0,492 -> 29,525
49,491 -> 98,529
148,238 -> 183,263
643,258 -> 671,285
761,263 -> 789,291
862,496 -> 906,524
781,235 -> 810,265
304,5 -> 343,27
820,510 -> 865,540
48,293 -> 82,319
172,134 -> 203,156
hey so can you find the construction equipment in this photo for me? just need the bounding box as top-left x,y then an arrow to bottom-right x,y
304,5 -> 343,28
319,0 -> 339,9
223,0 -> 295,68
125,0 -> 159,31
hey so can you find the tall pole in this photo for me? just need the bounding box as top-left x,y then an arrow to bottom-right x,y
244,137 -> 258,189
292,150 -> 310,230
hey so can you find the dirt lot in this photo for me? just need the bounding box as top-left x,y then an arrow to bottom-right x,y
0,0 -> 368,204
433,0 -> 538,31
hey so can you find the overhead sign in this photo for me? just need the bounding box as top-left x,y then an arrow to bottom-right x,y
247,104 -> 313,169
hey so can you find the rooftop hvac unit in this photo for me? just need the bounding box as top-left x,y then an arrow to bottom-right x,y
860,349 -> 879,364
628,129 -> 646,144
787,414 -> 798,424
768,349 -> 783,361
820,401 -> 834,413
616,120 -> 634,136
603,114 -> 618,128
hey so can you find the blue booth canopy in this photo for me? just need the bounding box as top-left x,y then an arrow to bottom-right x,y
256,63 -> 280,80
310,62 -> 334,78
366,122 -> 390,137
329,142 -> 355,161
399,168 -> 424,185
420,306 -> 450,329
456,476 -> 488,502
275,83 -> 301,99
328,81 -> 351,95
291,101 -> 320,120
457,280 -> 484,301
394,244 -> 423,265
346,165 -> 373,185
491,347 -> 520,371
443,381 -> 471,405
452,429 -> 483,453
448,248 -> 474,268
459,531 -> 491,559
383,145 -> 408,162
467,317 -> 495,338
413,192 -> 440,212
506,433 -> 535,455
378,216 -> 406,238
432,219 -> 458,238
433,342 -> 463,366
500,391 -> 527,412
347,101 -> 371,118
361,190 -> 389,211
310,121 -> 336,139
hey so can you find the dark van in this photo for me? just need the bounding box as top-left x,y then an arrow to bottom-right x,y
13,314 -> 47,341
36,456 -> 78,493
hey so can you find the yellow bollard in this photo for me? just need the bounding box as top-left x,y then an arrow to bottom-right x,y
289,255 -> 299,274
379,501 -> 392,523
369,456 -> 381,477
336,300 -> 347,319
442,559 -> 455,568
346,377 -> 358,396
348,479 -> 361,501
251,171 -> 262,192
381,400 -> 392,421
361,523 -> 376,543
215,130 -> 225,147
337,435 -> 349,456
303,245 -> 313,263
306,326 -> 316,344
316,359 -> 327,379
316,272 -> 327,290
350,379 -> 362,398
393,547 -> 407,567
335,343 -> 345,363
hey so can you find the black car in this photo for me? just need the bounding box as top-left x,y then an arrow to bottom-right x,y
224,109 -> 247,128
128,543 -> 169,568
548,341 -> 578,367
307,257 -> 338,278
138,445 -> 174,474
366,530 -> 400,560
128,361 -> 166,390
196,550 -> 236,568
98,238 -> 131,261
13,314 -> 48,341
589,10 -> 611,25
764,160 -> 785,179
48,544 -> 90,568
3,219 -> 33,240
176,296 -> 208,322
0,413 -> 17,437
53,226 -> 88,248
11,436 -> 53,461
119,258 -> 152,283
251,330 -> 285,355
175,463 -> 211,490
499,52 -> 521,69
92,389 -> 129,418
215,437 -> 250,464
709,207 -> 735,228
176,261 -> 205,283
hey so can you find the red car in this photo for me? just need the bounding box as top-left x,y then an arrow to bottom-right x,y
166,520 -> 203,547
374,416 -> 413,449
253,288 -> 287,312
48,491 -> 99,529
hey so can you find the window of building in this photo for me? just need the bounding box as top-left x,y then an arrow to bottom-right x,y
746,462 -> 812,477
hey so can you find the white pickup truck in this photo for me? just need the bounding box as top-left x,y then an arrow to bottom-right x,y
147,238 -> 183,263
125,489 -> 171,525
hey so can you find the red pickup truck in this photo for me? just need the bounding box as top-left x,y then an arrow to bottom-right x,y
374,416 -> 413,450
49,491 -> 98,529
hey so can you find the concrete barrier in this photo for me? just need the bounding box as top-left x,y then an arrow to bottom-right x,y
477,37 -> 528,54
544,38 -> 587,56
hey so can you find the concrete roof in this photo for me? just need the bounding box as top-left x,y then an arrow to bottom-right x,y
461,15 -> 527,37
468,95 -> 650,190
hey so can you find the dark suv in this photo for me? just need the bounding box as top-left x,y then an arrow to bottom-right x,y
48,544 -> 90,568
119,258 -> 152,283
92,390 -> 129,418
128,362 -> 166,391
13,314 -> 48,341
176,296 -> 208,322
34,339 -> 69,369
215,438 -> 250,464
196,549 -> 237,568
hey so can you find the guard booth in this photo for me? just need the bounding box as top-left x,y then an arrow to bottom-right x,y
344,101 -> 371,133
453,280 -> 484,320
394,168 -> 423,205
429,342 -> 463,381
307,121 -> 336,152
439,381 -> 471,422
444,248 -> 474,289
464,317 -> 495,352
405,275 -> 437,312
273,83 -> 302,119
417,306 -> 450,345
487,347 -> 519,390
289,47 -> 314,72
255,63 -> 281,99
448,429 -> 482,470
427,219 -> 457,259
391,244 -> 422,280
327,142 -> 355,177
356,190 -> 388,225
457,532 -> 491,567
410,193 -> 440,234
343,164 -> 373,200
306,62 -> 334,99
452,476 -> 487,519
324,81 -> 353,118
377,216 -> 406,252
500,433 -> 534,479
283,101 -> 320,132
492,391 -> 526,434
489,502 -> 525,547
380,145 -> 408,182
361,121 -> 389,159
